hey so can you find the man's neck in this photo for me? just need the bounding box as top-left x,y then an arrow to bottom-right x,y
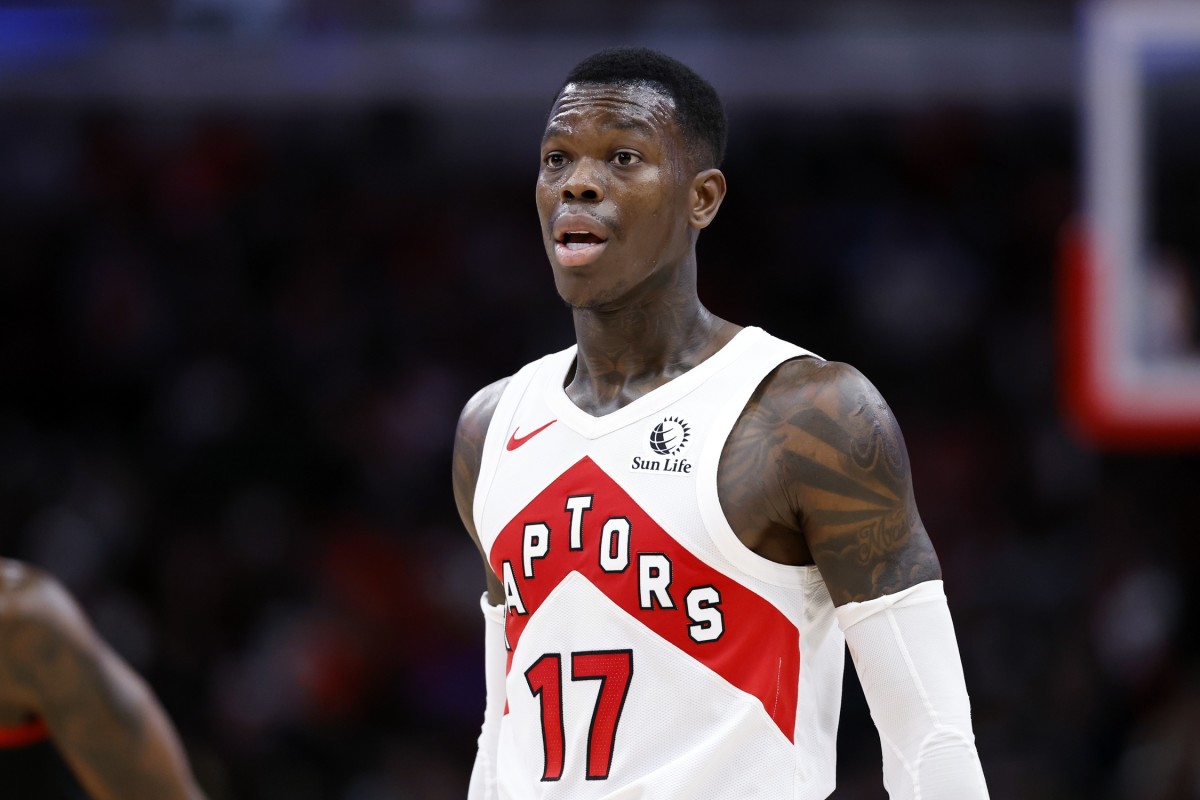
566,296 -> 738,416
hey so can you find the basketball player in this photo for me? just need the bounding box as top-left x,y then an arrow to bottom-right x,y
0,558 -> 207,799
453,48 -> 990,798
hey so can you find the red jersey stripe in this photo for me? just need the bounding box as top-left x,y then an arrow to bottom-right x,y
490,456 -> 800,742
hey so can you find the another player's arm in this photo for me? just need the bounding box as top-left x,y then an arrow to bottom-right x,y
0,564 -> 206,800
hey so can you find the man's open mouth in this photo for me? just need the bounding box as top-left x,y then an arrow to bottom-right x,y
560,232 -> 606,250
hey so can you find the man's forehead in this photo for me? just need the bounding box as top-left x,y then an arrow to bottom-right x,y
544,82 -> 677,137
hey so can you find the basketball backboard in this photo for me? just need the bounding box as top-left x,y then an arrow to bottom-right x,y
1063,1 -> 1200,447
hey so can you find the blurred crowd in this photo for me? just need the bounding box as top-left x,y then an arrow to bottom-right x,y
1,94 -> 1198,798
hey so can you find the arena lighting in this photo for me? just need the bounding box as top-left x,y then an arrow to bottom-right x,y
1062,1 -> 1200,448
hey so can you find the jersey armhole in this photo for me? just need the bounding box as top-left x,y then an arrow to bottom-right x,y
472,352 -> 567,553
695,343 -> 825,589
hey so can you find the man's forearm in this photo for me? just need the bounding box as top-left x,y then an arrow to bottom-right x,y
835,580 -> 989,800
46,649 -> 205,800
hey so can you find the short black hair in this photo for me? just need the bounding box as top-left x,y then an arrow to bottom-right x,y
558,47 -> 727,169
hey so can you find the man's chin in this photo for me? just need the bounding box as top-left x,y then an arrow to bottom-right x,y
560,294 -> 603,311
553,275 -> 600,311
556,282 -> 622,312
556,272 -> 657,313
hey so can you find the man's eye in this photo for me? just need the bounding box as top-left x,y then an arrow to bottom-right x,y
613,152 -> 641,166
544,153 -> 567,168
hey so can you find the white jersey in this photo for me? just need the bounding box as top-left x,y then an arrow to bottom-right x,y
474,326 -> 845,800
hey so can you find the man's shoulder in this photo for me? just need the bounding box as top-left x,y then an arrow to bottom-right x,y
753,356 -> 880,415
456,344 -> 572,445
732,355 -> 902,470
457,376 -> 513,446
452,374 -> 516,508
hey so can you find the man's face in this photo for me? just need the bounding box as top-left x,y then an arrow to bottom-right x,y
536,82 -> 697,309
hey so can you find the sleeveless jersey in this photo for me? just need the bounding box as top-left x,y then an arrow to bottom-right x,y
474,326 -> 846,800
0,718 -> 87,798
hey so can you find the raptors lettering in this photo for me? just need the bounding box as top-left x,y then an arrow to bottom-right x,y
501,493 -> 725,645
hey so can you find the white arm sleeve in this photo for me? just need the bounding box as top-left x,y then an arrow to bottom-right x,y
468,595 -> 506,800
834,580 -> 990,800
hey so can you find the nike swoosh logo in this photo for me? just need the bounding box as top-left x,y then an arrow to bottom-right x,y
506,419 -> 557,451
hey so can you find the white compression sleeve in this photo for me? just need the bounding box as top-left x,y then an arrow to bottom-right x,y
468,595 -> 506,800
835,580 -> 990,800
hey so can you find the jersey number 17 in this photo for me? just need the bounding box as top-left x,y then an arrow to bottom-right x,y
525,649 -> 633,782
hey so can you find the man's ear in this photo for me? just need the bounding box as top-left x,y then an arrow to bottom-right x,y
689,168 -> 727,229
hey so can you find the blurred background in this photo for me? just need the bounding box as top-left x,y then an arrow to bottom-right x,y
2,1 -> 1199,798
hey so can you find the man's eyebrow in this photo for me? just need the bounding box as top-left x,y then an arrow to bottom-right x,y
542,123 -> 569,142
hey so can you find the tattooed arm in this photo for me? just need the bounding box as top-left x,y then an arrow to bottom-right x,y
723,360 -> 989,797
0,560 -> 206,800
721,358 -> 939,605
790,360 -> 940,603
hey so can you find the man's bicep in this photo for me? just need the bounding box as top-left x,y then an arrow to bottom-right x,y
49,648 -> 183,799
453,378 -> 511,540
453,377 -> 511,605
787,364 -> 941,605
806,497 -> 940,606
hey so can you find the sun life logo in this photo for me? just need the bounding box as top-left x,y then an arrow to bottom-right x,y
649,417 -> 691,456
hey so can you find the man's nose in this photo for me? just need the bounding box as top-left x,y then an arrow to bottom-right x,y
561,159 -> 604,202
